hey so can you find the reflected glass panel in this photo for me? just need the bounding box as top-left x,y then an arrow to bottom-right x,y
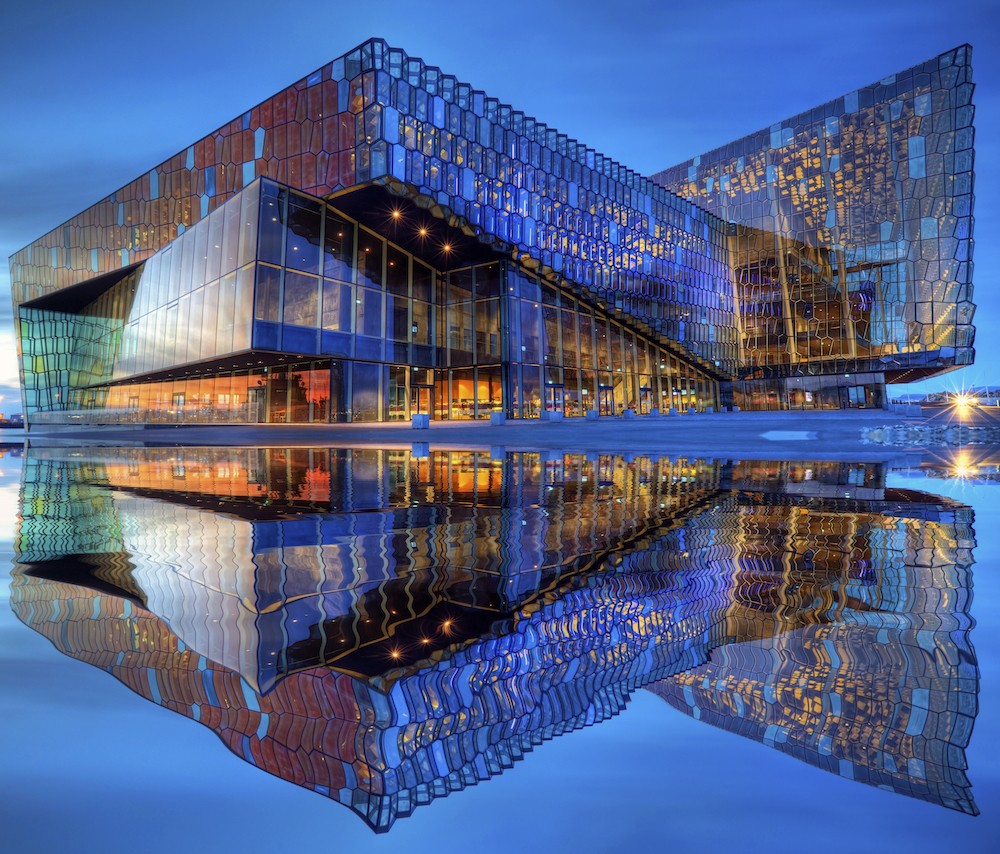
11,448 -> 980,833
357,231 -> 384,288
283,272 -> 319,328
322,279 -> 352,332
285,195 -> 322,274
323,211 -> 354,282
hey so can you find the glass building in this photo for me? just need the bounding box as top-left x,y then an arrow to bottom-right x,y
655,45 -> 976,410
9,41 -> 975,427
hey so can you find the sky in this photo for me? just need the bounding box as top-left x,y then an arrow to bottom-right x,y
1,0 -> 998,415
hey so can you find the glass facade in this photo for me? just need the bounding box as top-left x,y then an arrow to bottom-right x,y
18,177 -> 720,425
8,39 -> 975,426
655,45 -> 976,407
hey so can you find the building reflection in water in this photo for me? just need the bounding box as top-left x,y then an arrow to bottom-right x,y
10,447 -> 978,829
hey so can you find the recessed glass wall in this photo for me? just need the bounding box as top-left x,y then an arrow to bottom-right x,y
731,373 -> 885,411
19,270 -> 140,416
506,265 -> 717,417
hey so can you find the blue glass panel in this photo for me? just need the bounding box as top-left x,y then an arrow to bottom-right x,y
253,321 -> 281,350
354,336 -> 383,361
280,325 -> 319,354
321,330 -> 352,357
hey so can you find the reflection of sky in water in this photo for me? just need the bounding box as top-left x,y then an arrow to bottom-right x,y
1,447 -> 999,852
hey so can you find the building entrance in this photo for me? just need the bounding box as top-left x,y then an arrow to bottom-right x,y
249,387 -> 266,423
545,384 -> 564,415
598,386 -> 615,416
413,386 -> 433,417
839,384 -> 882,409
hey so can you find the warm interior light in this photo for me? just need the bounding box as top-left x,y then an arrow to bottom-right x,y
418,227 -> 428,237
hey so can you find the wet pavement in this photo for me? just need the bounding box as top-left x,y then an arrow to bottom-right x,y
24,409 -> 926,461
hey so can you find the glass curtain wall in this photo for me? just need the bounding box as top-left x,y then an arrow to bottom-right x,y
61,179 -> 717,425
505,266 -> 718,417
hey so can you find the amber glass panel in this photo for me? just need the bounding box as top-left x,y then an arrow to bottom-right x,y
476,368 -> 503,416
267,369 -> 288,422
451,370 -> 475,419
288,368 -> 311,422
520,365 -> 541,418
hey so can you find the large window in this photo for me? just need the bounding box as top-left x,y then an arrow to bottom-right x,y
283,272 -> 319,327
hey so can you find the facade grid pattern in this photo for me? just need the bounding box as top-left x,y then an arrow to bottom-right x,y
8,40 -> 976,425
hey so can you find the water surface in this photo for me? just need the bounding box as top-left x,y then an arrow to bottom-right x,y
2,445 -> 998,852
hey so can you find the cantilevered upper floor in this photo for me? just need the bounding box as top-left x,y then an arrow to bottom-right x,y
9,38 -> 739,380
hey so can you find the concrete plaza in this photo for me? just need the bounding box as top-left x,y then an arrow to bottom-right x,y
21,408 -> 954,462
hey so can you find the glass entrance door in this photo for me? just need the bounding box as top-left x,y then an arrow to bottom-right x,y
248,387 -> 266,423
388,366 -> 408,421
639,387 -> 653,414
413,386 -> 433,417
598,386 -> 615,416
839,385 -> 871,409
545,384 -> 564,415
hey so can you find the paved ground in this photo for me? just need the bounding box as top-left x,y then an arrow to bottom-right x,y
22,409 -> 941,462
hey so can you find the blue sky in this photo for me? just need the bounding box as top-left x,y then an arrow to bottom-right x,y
2,0 -> 997,414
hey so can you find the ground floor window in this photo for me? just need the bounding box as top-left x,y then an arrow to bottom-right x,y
731,374 -> 886,411
93,351 -> 719,424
